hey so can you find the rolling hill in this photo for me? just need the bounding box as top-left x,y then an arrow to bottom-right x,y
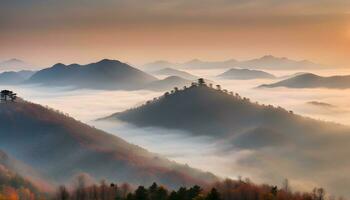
26,59 -> 157,90
152,68 -> 198,80
144,76 -> 192,91
102,81 -> 350,196
0,70 -> 35,85
259,73 -> 350,89
0,99 -> 217,188
217,68 -> 275,80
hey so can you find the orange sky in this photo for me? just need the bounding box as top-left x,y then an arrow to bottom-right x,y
0,0 -> 349,67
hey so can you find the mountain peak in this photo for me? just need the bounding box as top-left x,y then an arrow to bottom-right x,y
96,59 -> 121,65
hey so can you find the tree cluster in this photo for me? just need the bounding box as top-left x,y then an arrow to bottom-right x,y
0,90 -> 17,102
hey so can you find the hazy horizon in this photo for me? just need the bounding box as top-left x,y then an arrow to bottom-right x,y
1,0 -> 350,67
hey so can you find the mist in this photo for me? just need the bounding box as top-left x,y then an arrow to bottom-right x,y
3,67 -> 350,197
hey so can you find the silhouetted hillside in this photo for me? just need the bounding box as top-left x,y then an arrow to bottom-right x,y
144,76 -> 192,91
153,68 -> 198,80
0,99 -> 217,188
0,70 -> 35,84
259,73 -> 350,89
105,80 -> 350,148
27,59 -> 157,90
104,81 -> 350,196
218,68 -> 275,80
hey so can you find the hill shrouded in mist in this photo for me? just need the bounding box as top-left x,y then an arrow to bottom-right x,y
144,76 -> 192,91
26,59 -> 157,90
0,99 -> 217,188
0,59 -> 34,71
218,68 -> 276,80
259,73 -> 350,89
152,68 -> 198,80
143,56 -> 324,70
103,81 -> 350,196
0,70 -> 35,84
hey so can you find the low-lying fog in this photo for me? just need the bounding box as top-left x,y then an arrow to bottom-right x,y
3,67 -> 350,196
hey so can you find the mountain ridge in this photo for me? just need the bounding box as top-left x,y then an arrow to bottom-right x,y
0,98 -> 217,188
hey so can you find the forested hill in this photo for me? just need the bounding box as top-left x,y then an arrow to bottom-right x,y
0,99 -> 217,188
106,80 -> 350,150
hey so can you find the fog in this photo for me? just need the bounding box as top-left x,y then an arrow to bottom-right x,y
2,67 -> 350,197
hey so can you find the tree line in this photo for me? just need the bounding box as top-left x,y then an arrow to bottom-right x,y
54,176 -> 337,200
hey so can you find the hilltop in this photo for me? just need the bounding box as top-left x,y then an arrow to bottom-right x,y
218,68 -> 275,80
144,76 -> 192,91
259,73 -> 350,89
152,68 -> 198,80
0,98 -> 217,188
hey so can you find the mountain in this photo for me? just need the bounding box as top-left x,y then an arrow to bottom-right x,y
104,83 -> 308,137
0,70 -> 35,85
217,68 -> 275,80
181,59 -> 238,69
0,99 -> 217,188
144,76 -> 192,91
26,59 -> 158,90
152,68 -> 198,80
143,56 -> 324,71
238,55 -> 323,70
102,81 -> 350,196
0,59 -> 33,71
259,73 -> 350,89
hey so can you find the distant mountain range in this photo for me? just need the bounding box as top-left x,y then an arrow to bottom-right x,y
217,68 -> 276,80
0,99 -> 217,188
0,59 -> 34,71
21,59 -> 202,91
259,73 -> 350,89
0,70 -> 35,84
26,59 -> 158,90
143,55 -> 325,70
152,68 -> 199,80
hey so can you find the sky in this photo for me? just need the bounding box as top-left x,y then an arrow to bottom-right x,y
0,0 -> 350,67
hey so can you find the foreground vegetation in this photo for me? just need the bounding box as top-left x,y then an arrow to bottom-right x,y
53,176 -> 333,200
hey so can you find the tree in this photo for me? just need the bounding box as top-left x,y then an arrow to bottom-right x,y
57,185 -> 70,200
198,78 -> 205,85
134,186 -> 149,200
205,188 -> 221,200
188,185 -> 202,200
0,90 -> 17,102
